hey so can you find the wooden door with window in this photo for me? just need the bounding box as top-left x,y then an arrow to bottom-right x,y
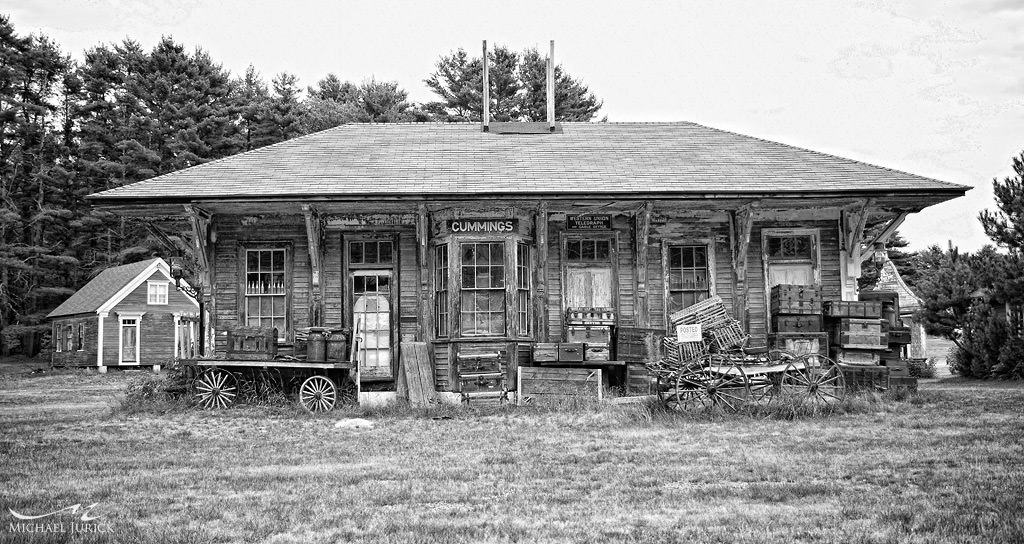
346,238 -> 396,380
563,237 -> 617,311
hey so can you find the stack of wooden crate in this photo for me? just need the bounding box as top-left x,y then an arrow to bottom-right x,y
859,290 -> 917,392
616,327 -> 664,395
824,300 -> 886,365
767,284 -> 828,358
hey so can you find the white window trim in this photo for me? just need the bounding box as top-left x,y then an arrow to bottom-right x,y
147,280 -> 169,305
762,228 -> 822,333
117,311 -> 145,365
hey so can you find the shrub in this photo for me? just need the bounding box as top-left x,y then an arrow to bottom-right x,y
119,372 -> 191,415
908,358 -> 938,378
994,337 -> 1024,379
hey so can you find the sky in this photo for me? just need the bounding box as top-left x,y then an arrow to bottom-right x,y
7,0 -> 1024,251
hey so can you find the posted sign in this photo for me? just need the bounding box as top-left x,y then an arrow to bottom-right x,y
676,323 -> 703,343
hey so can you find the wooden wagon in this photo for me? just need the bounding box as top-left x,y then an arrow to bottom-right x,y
185,325 -> 362,413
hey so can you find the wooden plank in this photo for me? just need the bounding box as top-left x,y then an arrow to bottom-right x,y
517,366 -> 603,405
535,201 -> 549,342
400,341 -> 437,407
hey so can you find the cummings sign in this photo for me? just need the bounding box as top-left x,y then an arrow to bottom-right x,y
447,219 -> 518,233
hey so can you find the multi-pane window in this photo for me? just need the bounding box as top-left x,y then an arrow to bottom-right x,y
435,245 -> 449,337
516,243 -> 531,335
764,233 -> 817,288
766,235 -> 814,260
349,240 -> 393,265
77,324 -> 84,351
65,325 -> 74,352
54,324 -> 62,352
245,249 -> 286,334
147,282 -> 168,304
567,239 -> 611,262
460,242 -> 506,336
668,245 -> 711,315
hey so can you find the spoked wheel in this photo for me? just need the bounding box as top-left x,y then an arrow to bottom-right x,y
745,370 -> 776,404
337,375 -> 358,406
299,375 -> 338,413
193,368 -> 239,409
780,356 -> 846,410
674,360 -> 750,412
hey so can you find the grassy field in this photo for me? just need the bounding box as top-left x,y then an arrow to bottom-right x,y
1,361 -> 1022,543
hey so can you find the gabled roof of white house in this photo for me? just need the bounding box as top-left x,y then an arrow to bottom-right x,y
86,122 -> 969,203
47,258 -> 196,318
867,255 -> 923,314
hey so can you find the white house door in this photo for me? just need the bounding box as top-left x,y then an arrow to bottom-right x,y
350,271 -> 394,380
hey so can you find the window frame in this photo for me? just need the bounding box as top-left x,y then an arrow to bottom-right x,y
342,233 -> 399,381
762,228 -> 821,333
560,232 -> 619,316
77,323 -> 85,351
433,234 -> 533,340
117,312 -> 145,365
237,242 -> 293,341
147,281 -> 169,305
662,239 -> 717,329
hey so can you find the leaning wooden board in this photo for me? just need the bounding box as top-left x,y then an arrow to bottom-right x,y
517,366 -> 602,405
399,342 -> 437,408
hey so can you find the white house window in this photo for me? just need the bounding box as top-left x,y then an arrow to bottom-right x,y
147,281 -> 168,305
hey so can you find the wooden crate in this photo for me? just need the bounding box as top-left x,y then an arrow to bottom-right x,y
709,320 -> 746,350
890,376 -> 919,393
887,326 -> 912,345
616,327 -> 664,363
883,359 -> 910,377
770,284 -> 823,315
767,332 -> 828,357
669,295 -> 732,329
771,314 -> 823,333
625,363 -> 653,396
831,318 -> 887,350
532,343 -> 559,363
458,371 -> 504,394
832,348 -> 881,366
565,307 -> 616,326
824,301 -> 883,319
585,343 -> 611,361
226,327 -> 278,360
566,325 -> 613,344
517,366 -> 603,405
859,290 -> 900,326
841,364 -> 890,392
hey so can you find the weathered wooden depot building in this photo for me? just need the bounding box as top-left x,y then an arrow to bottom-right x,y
88,121 -> 966,391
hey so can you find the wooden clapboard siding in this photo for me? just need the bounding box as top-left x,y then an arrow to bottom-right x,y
546,218 -> 564,342
398,232 -> 419,341
433,341 -> 451,391
615,214 -> 635,327
323,232 -> 344,329
713,224 -> 735,313
51,315 -> 97,367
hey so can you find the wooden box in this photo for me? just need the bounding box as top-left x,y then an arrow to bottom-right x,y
565,325 -> 612,345
565,307 -> 616,326
625,363 -> 653,396
832,348 -> 881,366
517,366 -> 602,405
883,359 -> 910,377
616,327 -> 664,363
824,301 -> 882,319
771,314 -> 823,333
770,284 -> 823,315
831,318 -> 886,350
709,320 -> 747,351
887,325 -> 912,345
558,343 -> 585,362
584,343 -> 611,361
226,327 -> 278,360
841,364 -> 889,392
532,343 -> 560,363
890,376 -> 919,393
859,290 -> 900,326
767,332 -> 828,358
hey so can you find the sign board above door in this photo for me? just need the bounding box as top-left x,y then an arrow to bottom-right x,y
567,214 -> 611,230
446,219 -> 518,233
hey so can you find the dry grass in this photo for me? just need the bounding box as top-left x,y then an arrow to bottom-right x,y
1,362 -> 1022,543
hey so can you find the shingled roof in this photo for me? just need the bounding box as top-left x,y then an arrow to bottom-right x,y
87,122 -> 967,202
47,258 -> 163,318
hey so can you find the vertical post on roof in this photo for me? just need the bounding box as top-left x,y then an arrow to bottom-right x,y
482,40 -> 489,132
547,40 -> 555,132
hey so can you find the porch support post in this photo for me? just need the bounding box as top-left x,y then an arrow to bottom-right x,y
839,199 -> 872,300
729,205 -> 755,329
635,201 -> 653,328
184,204 -> 215,357
302,204 -> 325,328
416,203 -> 430,341
535,201 -> 550,342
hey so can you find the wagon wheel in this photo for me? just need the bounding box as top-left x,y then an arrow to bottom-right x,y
337,375 -> 358,406
299,375 -> 338,413
745,368 -> 776,404
192,368 -> 239,409
780,356 -> 846,410
674,359 -> 750,412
